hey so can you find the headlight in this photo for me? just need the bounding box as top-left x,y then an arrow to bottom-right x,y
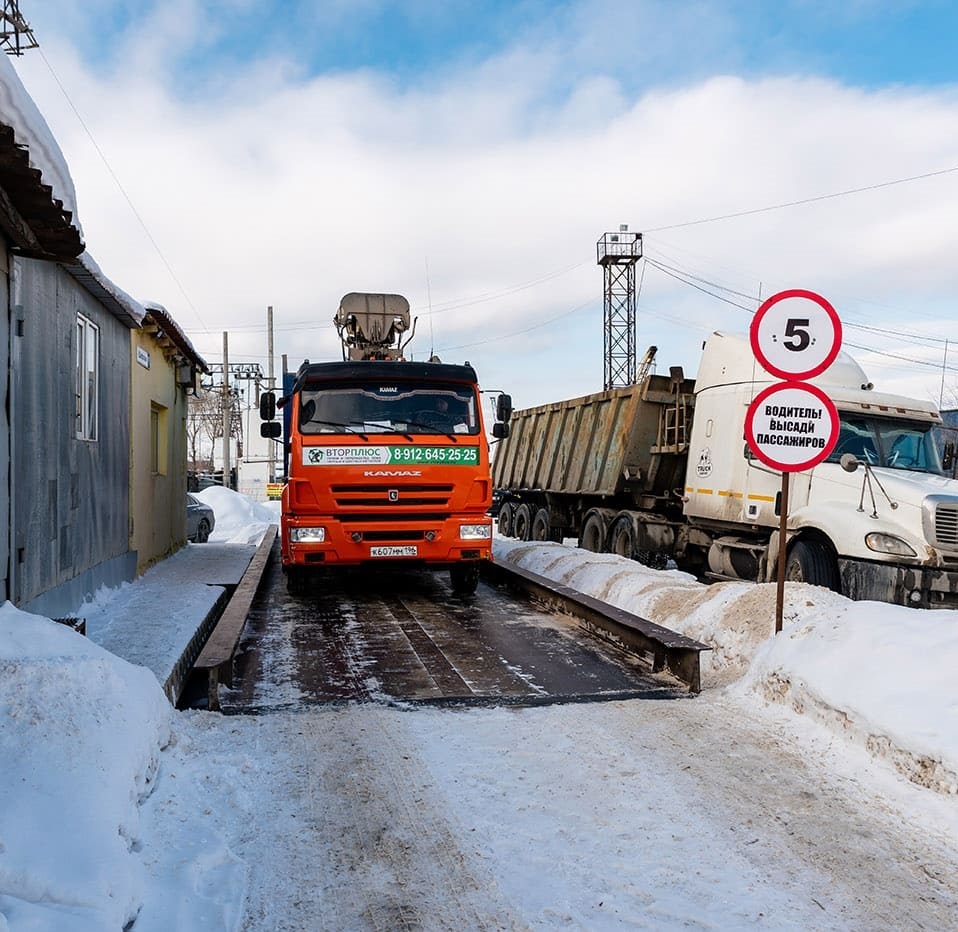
459,524 -> 492,540
290,526 -> 326,542
865,532 -> 916,557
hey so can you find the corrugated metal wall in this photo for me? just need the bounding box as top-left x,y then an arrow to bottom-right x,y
0,245 -> 8,601
11,259 -> 134,613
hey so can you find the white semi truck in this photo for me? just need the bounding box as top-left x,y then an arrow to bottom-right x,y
493,331 -> 958,609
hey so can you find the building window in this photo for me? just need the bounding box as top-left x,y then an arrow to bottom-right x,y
151,403 -> 168,475
76,314 -> 99,440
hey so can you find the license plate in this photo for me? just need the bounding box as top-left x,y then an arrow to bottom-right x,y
369,545 -> 418,558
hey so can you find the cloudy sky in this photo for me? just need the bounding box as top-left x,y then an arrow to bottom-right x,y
10,0 -> 958,409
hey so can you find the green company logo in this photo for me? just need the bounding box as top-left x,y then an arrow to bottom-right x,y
303,445 -> 480,466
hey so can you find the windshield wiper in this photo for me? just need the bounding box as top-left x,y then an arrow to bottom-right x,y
401,420 -> 459,443
307,419 -> 370,441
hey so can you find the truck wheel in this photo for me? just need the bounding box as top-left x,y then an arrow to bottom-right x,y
450,562 -> 480,595
610,517 -> 635,558
514,504 -> 534,541
637,550 -> 669,570
286,567 -> 308,595
785,540 -> 840,591
498,501 -> 515,538
579,512 -> 606,552
531,508 -> 552,541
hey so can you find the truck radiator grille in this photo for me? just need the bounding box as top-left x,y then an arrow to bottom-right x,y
934,503 -> 958,548
330,483 -> 453,509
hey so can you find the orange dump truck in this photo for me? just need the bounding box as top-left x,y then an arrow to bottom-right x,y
260,293 -> 512,594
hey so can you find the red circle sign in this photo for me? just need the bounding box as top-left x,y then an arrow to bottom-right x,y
745,382 -> 840,472
750,289 -> 842,380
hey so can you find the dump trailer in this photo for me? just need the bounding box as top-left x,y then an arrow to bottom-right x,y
261,292 -> 512,595
493,331 -> 958,609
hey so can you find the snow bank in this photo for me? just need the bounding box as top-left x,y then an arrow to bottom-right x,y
494,537 -> 958,795
0,603 -> 171,930
196,486 -> 278,545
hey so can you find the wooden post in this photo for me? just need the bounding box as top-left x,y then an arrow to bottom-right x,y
775,471 -> 789,634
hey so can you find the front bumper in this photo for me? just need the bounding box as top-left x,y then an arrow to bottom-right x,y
282,514 -> 493,568
838,556 -> 958,609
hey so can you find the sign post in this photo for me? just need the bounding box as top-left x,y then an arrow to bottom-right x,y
747,290 -> 842,633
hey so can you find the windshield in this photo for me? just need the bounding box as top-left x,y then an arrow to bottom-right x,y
826,414 -> 944,474
298,380 -> 480,436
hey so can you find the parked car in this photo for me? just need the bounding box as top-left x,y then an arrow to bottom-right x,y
186,494 -> 215,543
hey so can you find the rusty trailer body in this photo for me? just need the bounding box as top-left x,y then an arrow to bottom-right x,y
492,370 -> 696,556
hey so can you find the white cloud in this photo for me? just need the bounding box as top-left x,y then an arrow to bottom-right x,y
10,9 -> 958,409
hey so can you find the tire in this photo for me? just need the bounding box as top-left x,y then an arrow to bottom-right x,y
531,507 -> 552,542
498,501 -> 515,538
286,566 -> 308,595
610,517 -> 634,558
450,562 -> 480,595
579,512 -> 607,552
785,540 -> 840,591
513,503 -> 534,541
195,519 -> 211,543
637,550 -> 669,570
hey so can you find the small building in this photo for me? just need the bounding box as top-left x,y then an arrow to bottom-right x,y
0,54 -> 84,609
12,253 -> 142,616
130,304 -> 208,572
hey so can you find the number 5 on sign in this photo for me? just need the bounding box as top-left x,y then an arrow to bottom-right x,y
750,289 -> 843,381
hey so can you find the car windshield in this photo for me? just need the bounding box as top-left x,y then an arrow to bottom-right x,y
826,414 -> 945,474
298,381 -> 480,436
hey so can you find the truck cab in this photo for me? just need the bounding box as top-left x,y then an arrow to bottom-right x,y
686,332 -> 958,607
261,293 -> 511,595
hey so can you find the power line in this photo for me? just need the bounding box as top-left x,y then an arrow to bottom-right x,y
34,48 -> 209,332
644,166 -> 958,233
644,256 -> 958,374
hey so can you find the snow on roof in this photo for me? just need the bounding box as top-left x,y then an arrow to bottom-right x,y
142,302 -> 209,372
63,251 -> 145,328
0,53 -> 83,258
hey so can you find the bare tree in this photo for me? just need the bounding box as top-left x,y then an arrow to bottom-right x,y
187,389 -> 223,472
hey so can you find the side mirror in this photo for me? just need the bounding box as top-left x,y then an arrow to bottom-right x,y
492,422 -> 510,440
496,393 -> 513,423
260,391 -> 276,421
840,453 -> 860,473
943,440 -> 955,473
261,422 -> 281,439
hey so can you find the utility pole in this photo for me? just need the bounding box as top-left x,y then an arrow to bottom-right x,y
222,332 -> 230,488
267,306 -> 275,482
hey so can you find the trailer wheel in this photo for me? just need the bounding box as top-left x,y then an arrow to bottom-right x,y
785,540 -> 840,591
579,512 -> 606,552
531,508 -> 552,541
610,517 -> 635,558
450,562 -> 480,595
498,501 -> 515,538
514,503 -> 534,541
637,550 -> 669,570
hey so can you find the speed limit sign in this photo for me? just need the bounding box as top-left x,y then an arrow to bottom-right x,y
750,289 -> 842,380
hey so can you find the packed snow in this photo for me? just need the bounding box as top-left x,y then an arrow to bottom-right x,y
1,489 -> 957,930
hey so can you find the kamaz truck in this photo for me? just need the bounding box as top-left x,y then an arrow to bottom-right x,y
261,292 -> 512,594
493,331 -> 958,609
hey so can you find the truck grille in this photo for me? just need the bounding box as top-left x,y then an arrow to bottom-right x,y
934,502 -> 958,549
330,483 -> 454,509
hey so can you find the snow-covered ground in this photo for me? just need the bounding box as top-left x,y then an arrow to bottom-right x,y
1,490 -> 957,930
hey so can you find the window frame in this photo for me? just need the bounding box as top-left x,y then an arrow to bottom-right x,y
76,313 -> 99,441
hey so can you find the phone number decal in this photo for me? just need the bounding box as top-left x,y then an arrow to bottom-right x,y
302,445 -> 480,466
387,445 -> 479,465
